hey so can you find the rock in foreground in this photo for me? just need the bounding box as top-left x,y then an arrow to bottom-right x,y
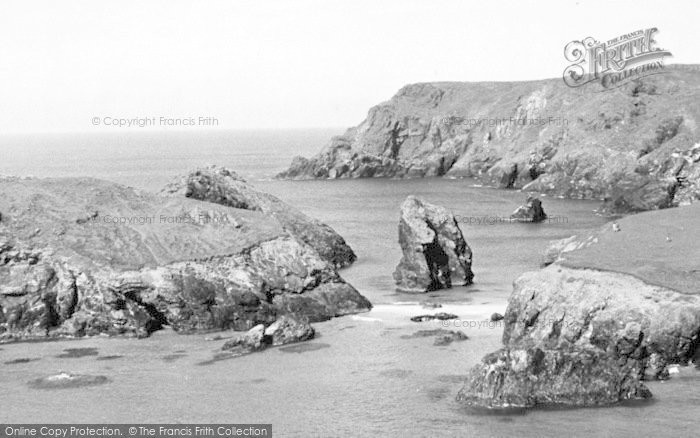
161,166 -> 356,268
221,314 -> 315,356
393,196 -> 473,292
0,176 -> 370,342
502,266 -> 700,379
457,347 -> 651,409
457,204 -> 700,409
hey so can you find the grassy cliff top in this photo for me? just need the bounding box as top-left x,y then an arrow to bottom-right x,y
558,203 -> 700,294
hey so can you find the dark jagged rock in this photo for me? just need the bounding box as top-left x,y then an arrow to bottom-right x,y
278,67 -> 700,212
161,166 -> 356,268
501,266 -> 700,380
457,204 -> 700,409
221,324 -> 267,354
457,347 -> 652,409
221,314 -> 315,356
510,195 -> 547,222
393,196 -> 473,292
0,176 -> 370,343
263,314 -> 315,346
410,312 -> 459,322
490,313 -> 504,322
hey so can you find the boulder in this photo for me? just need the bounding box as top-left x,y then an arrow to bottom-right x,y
393,196 -> 473,292
0,176 -> 371,342
221,324 -> 267,354
510,195 -> 547,222
501,266 -> 700,379
161,166 -> 356,268
457,347 -> 652,409
220,314 -> 316,356
264,314 -> 315,346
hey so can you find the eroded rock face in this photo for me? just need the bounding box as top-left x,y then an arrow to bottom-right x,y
161,166 -> 356,269
279,67 -> 700,212
0,176 -> 370,342
264,314 -> 315,346
502,266 -> 700,379
221,324 -> 267,354
510,196 -> 547,222
457,347 -> 651,409
457,205 -> 700,409
220,314 -> 315,356
393,196 -> 473,292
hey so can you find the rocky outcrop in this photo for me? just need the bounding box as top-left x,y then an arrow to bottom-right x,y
220,314 -> 315,356
279,66 -> 700,213
502,266 -> 700,379
162,166 -> 356,268
221,324 -> 267,354
263,314 -> 315,346
490,313 -> 504,322
457,203 -> 700,409
0,176 -> 370,343
393,196 -> 473,292
510,196 -> 547,222
457,347 -> 651,408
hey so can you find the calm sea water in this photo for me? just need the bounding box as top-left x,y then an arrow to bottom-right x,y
1,130 -> 698,437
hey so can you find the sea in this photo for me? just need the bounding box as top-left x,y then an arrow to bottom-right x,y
0,129 -> 698,437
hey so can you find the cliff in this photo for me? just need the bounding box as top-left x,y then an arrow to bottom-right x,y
279,65 -> 700,213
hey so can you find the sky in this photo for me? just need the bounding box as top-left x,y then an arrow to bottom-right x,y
0,0 -> 698,133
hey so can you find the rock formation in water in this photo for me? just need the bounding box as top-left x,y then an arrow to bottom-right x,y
162,165 -> 356,268
0,176 -> 371,343
220,314 -> 315,356
510,195 -> 547,222
393,196 -> 473,292
457,203 -> 700,409
457,347 -> 652,408
278,65 -> 700,213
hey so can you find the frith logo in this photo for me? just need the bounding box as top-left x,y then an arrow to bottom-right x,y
563,28 -> 672,90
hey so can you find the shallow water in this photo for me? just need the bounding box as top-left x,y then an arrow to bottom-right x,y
1,130 -> 698,437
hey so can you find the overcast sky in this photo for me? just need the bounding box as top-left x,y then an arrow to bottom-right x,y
0,0 -> 697,133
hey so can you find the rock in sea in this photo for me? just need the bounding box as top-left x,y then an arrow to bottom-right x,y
510,195 -> 547,223
393,196 -> 473,292
457,347 -> 651,409
0,175 -> 371,342
221,314 -> 315,355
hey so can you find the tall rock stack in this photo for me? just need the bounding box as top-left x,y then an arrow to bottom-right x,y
393,196 -> 473,293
